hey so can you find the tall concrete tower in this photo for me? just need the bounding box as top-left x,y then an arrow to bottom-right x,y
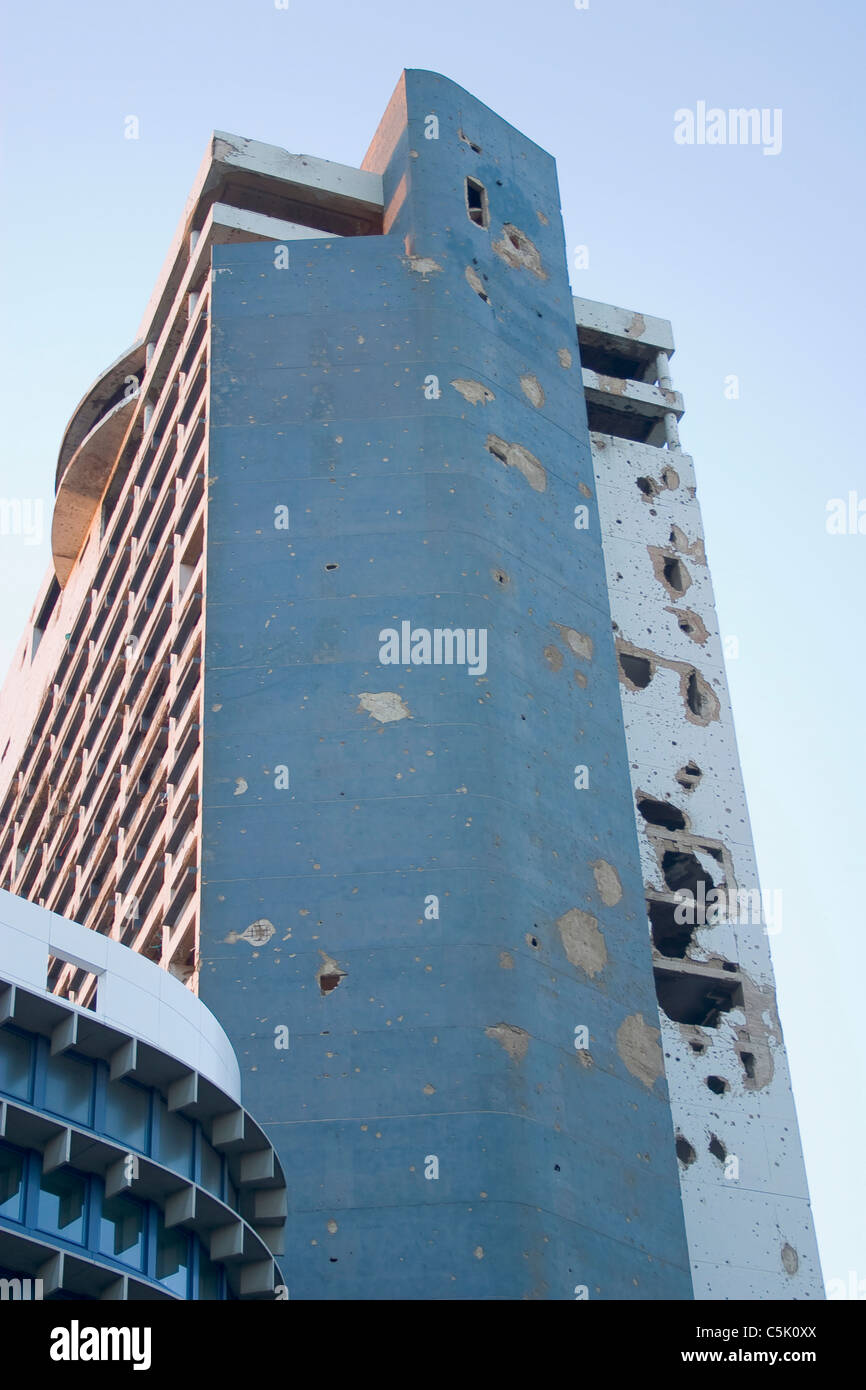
0,71 -> 820,1300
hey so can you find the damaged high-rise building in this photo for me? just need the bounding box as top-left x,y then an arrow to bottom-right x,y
0,71 -> 822,1299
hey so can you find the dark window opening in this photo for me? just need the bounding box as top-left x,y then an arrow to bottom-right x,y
465,177 -> 489,228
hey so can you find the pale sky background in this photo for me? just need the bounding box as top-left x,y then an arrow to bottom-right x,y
0,0 -> 863,1294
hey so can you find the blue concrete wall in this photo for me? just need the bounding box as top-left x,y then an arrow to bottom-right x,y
199,71 -> 693,1300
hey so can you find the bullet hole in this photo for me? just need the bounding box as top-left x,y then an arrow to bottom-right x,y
465,265 -> 490,303
648,899 -> 693,959
637,796 -> 686,831
662,849 -> 715,899
491,567 -> 509,585
739,1050 -> 756,1080
706,1075 -> 728,1095
324,562 -> 339,571
459,129 -> 483,154
329,1257 -> 339,1263
685,669 -> 717,721
689,1039 -> 707,1055
675,761 -> 702,791
465,177 -> 489,228
554,1163 -> 560,1172
678,616 -> 694,635
676,1135 -> 696,1165
663,556 -> 689,595
708,1134 -> 726,1163
636,476 -> 658,498
527,931 -> 540,948
655,969 -> 743,1026
619,653 -> 652,688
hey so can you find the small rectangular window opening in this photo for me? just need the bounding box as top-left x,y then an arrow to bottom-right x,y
466,178 -> 489,229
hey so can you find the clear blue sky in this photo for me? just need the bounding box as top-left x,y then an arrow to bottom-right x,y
1,0 -> 863,1294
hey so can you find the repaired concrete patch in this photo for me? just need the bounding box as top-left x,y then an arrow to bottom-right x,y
485,1022 -> 530,1062
451,378 -> 495,406
591,859 -> 623,907
557,908 -> 607,978
358,691 -> 411,723
616,1012 -> 664,1089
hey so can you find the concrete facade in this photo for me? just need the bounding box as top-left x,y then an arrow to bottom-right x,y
575,297 -> 823,1297
0,69 -> 819,1300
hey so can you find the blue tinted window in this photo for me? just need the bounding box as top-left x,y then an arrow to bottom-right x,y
156,1099 -> 193,1177
197,1248 -> 222,1300
0,1143 -> 24,1221
156,1212 -> 189,1295
44,1051 -> 94,1126
199,1135 -> 222,1200
0,1030 -> 33,1101
105,1080 -> 150,1152
99,1193 -> 145,1269
37,1167 -> 86,1244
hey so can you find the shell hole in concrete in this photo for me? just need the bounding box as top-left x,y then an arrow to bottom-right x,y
706,1075 -> 729,1095
636,476 -> 657,497
675,761 -> 702,791
661,465 -> 679,489
648,899 -> 693,959
739,1050 -> 756,1080
661,849 -> 716,899
663,556 -> 689,595
708,1134 -> 727,1163
654,968 -> 743,1026
689,1040 -> 707,1055
637,796 -> 686,831
686,670 -> 713,718
324,562 -> 339,571
486,439 -> 508,464
619,653 -> 652,688
465,177 -> 489,228
676,1135 -> 696,1165
319,972 -> 343,995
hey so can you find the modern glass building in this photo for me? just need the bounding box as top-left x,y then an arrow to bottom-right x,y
0,71 -> 821,1299
0,890 -> 285,1299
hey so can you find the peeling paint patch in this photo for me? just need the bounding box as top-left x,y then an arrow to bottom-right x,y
519,373 -> 545,408
591,859 -> 622,907
626,312 -> 647,339
616,1013 -> 663,1089
557,347 -> 573,369
499,951 -> 514,969
405,255 -> 443,278
556,908 -> 607,978
486,434 -> 546,492
225,918 -> 276,947
492,224 -> 547,279
781,1243 -> 799,1275
553,624 -> 593,662
316,950 -> 346,995
451,378 -> 495,406
358,691 -> 411,723
485,1022 -> 529,1062
233,777 -> 248,796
